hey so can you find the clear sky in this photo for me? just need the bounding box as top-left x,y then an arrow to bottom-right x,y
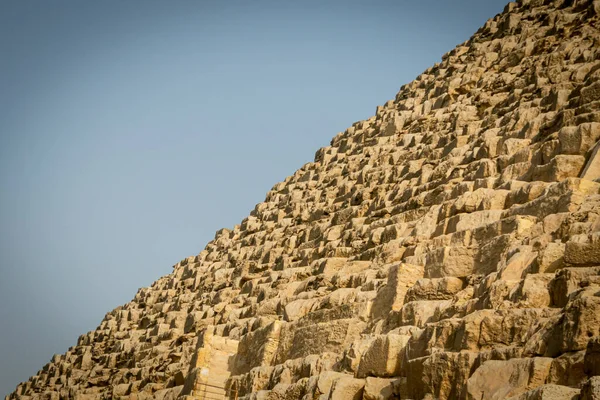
0,0 -> 508,395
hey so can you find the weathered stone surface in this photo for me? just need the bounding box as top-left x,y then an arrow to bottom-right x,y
328,376 -> 365,400
371,263 -> 424,320
466,358 -> 553,400
585,337 -> 600,377
581,376 -> 600,400
506,384 -> 580,400
356,334 -> 410,378
234,321 -> 281,374
581,141 -> 600,181
7,1 -> 600,399
363,377 -> 398,400
565,239 -> 600,265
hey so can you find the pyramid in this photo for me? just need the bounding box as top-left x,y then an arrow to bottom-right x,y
8,0 -> 600,399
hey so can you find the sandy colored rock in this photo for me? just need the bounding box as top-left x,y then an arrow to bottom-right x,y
466,358 -> 553,400
363,377 -> 398,400
328,376 -> 365,400
581,376 -> 600,400
7,1 -> 600,400
356,334 -> 410,378
506,384 -> 580,400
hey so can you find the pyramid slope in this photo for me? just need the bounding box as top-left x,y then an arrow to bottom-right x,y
8,0 -> 600,399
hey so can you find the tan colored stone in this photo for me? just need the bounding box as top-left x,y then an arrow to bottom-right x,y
328,376 -> 365,400
356,334 -> 410,378
235,321 -> 282,374
466,357 -> 553,400
371,263 -> 424,319
363,377 -> 397,400
10,2 -> 600,400
581,376 -> 600,400
581,141 -> 600,181
506,384 -> 579,400
559,123 -> 600,155
565,239 -> 600,265
425,246 -> 476,278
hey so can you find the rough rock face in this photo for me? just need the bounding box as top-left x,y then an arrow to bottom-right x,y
8,0 -> 600,399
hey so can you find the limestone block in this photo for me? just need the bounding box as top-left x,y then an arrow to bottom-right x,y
548,351 -> 587,388
363,377 -> 398,400
328,376 -> 365,400
547,88 -> 571,111
283,298 -> 319,322
184,311 -> 209,334
150,323 -> 170,338
333,260 -> 372,278
315,257 -> 348,277
406,351 -> 477,400
536,242 -> 565,273
153,386 -> 183,400
473,188 -> 509,212
112,383 -> 130,397
526,289 -> 600,357
315,371 -> 347,396
582,141 -> 600,181
235,321 -> 282,374
498,247 -> 537,280
550,267 -> 600,307
585,337 -> 600,377
446,210 -> 504,234
564,239 -> 600,265
79,350 -> 93,371
276,319 -> 365,362
425,246 -> 476,278
400,300 -> 450,328
228,366 -> 273,397
457,308 -> 556,351
381,114 -> 404,137
506,384 -> 580,400
466,357 -> 553,400
508,273 -> 553,308
371,263 -> 424,319
405,277 -> 465,302
356,334 -> 410,378
532,155 -> 586,182
581,376 -> 600,400
324,225 -> 344,241
559,123 -> 600,155
581,81 -> 600,105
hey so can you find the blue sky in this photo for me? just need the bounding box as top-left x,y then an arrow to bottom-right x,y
0,0 -> 508,394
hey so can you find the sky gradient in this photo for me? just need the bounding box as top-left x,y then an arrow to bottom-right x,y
0,0 -> 508,395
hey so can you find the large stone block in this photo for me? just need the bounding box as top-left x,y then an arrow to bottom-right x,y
525,289 -> 600,357
559,123 -> 600,155
425,246 -> 476,278
400,300 -> 450,328
406,351 -> 477,400
581,141 -> 600,181
506,384 -> 580,400
405,277 -> 465,302
275,318 -> 365,363
356,334 -> 410,378
329,376 -> 365,400
234,321 -> 282,374
565,239 -> 600,265
363,377 -> 400,400
581,376 -> 600,400
371,263 -> 424,319
466,357 -> 553,400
